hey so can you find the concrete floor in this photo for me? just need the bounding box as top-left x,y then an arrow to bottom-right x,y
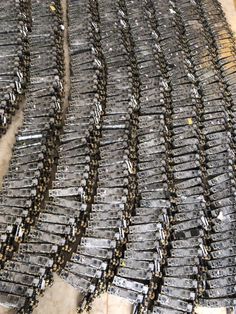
0,0 -> 236,313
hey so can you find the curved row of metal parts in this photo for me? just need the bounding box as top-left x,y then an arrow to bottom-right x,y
0,0 -> 236,313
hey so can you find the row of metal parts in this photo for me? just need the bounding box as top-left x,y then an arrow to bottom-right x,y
0,0 -> 64,311
0,0 -> 31,135
0,0 -> 236,313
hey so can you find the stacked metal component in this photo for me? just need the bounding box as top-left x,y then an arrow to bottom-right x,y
12,0 -> 140,311
140,1 -> 209,313
0,0 -> 104,311
0,0 -> 31,134
108,0 -> 170,312
0,0 -> 236,313
192,0 -> 236,308
0,1 -> 64,310
67,0 -> 141,309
